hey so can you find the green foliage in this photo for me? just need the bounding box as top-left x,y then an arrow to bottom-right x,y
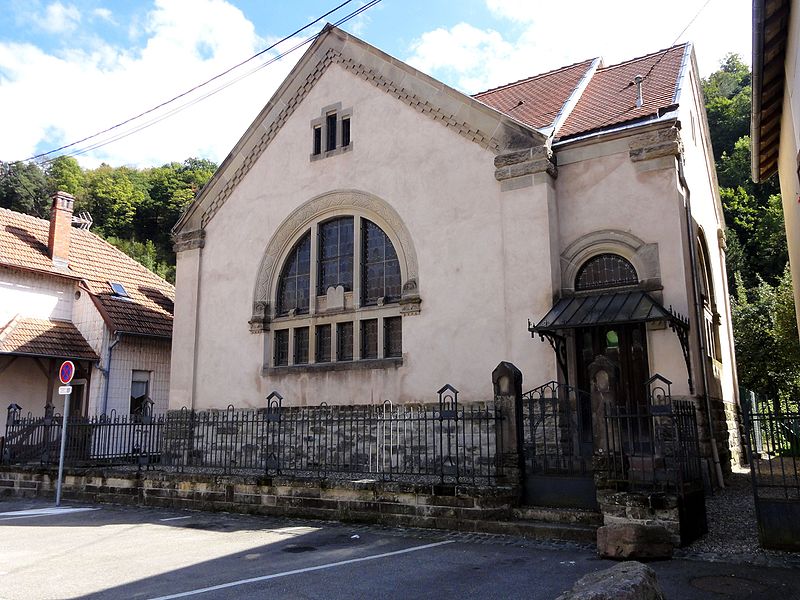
0,161 -> 50,217
0,156 -> 216,284
731,267 -> 800,399
701,54 -> 751,162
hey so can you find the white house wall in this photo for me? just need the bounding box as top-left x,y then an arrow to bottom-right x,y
174,61 -> 559,410
0,357 -> 50,431
0,268 -> 74,324
103,337 -> 171,415
554,137 -> 695,395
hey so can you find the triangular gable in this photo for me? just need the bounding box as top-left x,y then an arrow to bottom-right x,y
174,25 -> 546,234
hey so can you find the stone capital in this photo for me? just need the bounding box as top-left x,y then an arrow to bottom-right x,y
173,229 -> 205,253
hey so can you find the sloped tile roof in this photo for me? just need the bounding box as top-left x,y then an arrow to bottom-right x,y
557,44 -> 688,139
0,207 -> 174,338
473,59 -> 597,130
0,317 -> 98,360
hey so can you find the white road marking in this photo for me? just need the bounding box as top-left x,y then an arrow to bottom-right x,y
148,539 -> 455,600
0,507 -> 99,521
159,516 -> 192,522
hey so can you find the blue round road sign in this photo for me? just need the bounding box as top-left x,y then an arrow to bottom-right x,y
59,361 -> 75,384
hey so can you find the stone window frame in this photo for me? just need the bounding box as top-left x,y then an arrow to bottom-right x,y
310,102 -> 353,161
560,230 -> 662,297
252,190 -> 421,374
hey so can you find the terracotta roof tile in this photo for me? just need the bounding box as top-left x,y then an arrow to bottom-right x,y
557,44 -> 688,139
0,207 -> 174,338
0,317 -> 98,360
473,59 -> 597,130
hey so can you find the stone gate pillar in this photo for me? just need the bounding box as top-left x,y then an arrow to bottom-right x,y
588,354 -> 619,453
492,361 -> 523,488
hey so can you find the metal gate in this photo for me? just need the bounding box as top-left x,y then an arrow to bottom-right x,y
519,381 -> 596,509
743,395 -> 800,551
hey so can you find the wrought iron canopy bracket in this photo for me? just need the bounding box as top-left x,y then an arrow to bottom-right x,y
668,318 -> 693,394
529,323 -> 568,381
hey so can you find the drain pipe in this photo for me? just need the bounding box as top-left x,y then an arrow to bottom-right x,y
101,333 -> 121,414
677,158 -> 725,489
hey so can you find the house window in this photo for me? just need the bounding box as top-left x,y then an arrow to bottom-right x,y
130,370 -> 151,416
316,324 -> 331,363
313,126 -> 322,155
384,316 -> 402,358
575,254 -> 638,291
310,105 -> 352,160
277,233 -> 311,315
110,281 -> 130,298
268,210 -> 410,370
326,113 -> 337,152
342,117 -> 351,147
361,319 -> 378,359
318,217 -> 354,294
274,329 -> 289,366
337,321 -> 353,361
294,327 -> 309,364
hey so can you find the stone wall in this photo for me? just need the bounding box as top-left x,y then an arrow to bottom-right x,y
0,466 -> 516,533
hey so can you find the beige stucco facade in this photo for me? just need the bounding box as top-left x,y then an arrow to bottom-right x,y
170,22 -> 738,471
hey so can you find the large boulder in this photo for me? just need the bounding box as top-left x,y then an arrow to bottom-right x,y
556,561 -> 665,600
596,523 -> 673,559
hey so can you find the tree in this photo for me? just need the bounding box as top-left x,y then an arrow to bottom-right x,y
46,156 -> 85,198
0,161 -> 49,217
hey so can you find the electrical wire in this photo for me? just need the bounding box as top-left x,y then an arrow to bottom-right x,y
15,0 -> 380,166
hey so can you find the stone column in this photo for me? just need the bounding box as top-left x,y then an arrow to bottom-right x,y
492,361 -> 523,488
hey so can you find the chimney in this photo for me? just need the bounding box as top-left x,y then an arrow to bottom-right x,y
634,75 -> 644,108
48,191 -> 75,268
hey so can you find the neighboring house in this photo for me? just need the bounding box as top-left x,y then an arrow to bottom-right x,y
0,192 -> 174,433
752,0 -> 800,333
170,26 -> 739,479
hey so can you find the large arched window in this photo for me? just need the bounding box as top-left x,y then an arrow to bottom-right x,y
277,233 -> 310,315
270,214 -> 406,369
575,253 -> 638,291
697,233 -> 722,360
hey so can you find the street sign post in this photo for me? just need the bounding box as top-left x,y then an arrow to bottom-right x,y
55,360 -> 75,507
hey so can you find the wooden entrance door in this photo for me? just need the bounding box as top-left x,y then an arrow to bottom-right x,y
576,323 -> 649,410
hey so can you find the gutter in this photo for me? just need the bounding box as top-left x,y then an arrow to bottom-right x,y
751,0 -> 766,182
101,333 -> 122,414
677,157 -> 725,489
553,108 -> 680,149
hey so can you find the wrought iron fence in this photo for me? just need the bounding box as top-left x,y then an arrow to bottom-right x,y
3,386 -> 503,485
601,375 -> 703,492
741,394 -> 800,550
521,381 -> 593,476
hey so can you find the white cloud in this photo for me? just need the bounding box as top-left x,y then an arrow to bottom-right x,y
408,0 -> 752,94
92,7 -> 115,24
41,2 -> 81,33
0,0 -> 303,168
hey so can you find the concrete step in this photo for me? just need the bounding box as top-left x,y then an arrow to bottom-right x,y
512,506 -> 603,527
473,518 -> 598,544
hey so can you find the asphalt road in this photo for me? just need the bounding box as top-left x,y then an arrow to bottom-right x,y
1,498 -> 799,600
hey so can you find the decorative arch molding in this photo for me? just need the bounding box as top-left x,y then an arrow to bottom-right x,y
560,229 -> 661,294
249,189 -> 420,332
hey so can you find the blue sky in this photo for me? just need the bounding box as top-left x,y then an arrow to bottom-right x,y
0,0 -> 752,168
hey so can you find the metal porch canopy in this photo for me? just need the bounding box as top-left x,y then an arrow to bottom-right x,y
528,290 -> 693,391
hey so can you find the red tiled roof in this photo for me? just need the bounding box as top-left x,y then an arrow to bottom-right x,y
0,317 -> 98,360
0,207 -> 174,338
473,59 -> 597,130
557,44 -> 688,139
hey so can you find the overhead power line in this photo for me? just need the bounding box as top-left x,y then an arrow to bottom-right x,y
19,0 -> 381,166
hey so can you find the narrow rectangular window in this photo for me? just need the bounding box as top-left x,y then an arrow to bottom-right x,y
318,217 -> 354,294
326,113 -> 337,151
130,370 -> 151,416
361,319 -> 378,359
315,324 -> 331,363
274,330 -> 289,366
384,317 -> 402,358
313,126 -> 322,155
294,327 -> 309,365
336,321 -> 353,361
341,117 -> 350,147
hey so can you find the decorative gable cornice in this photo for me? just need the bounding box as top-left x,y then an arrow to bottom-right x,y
176,25 -> 545,234
199,49 -> 508,229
